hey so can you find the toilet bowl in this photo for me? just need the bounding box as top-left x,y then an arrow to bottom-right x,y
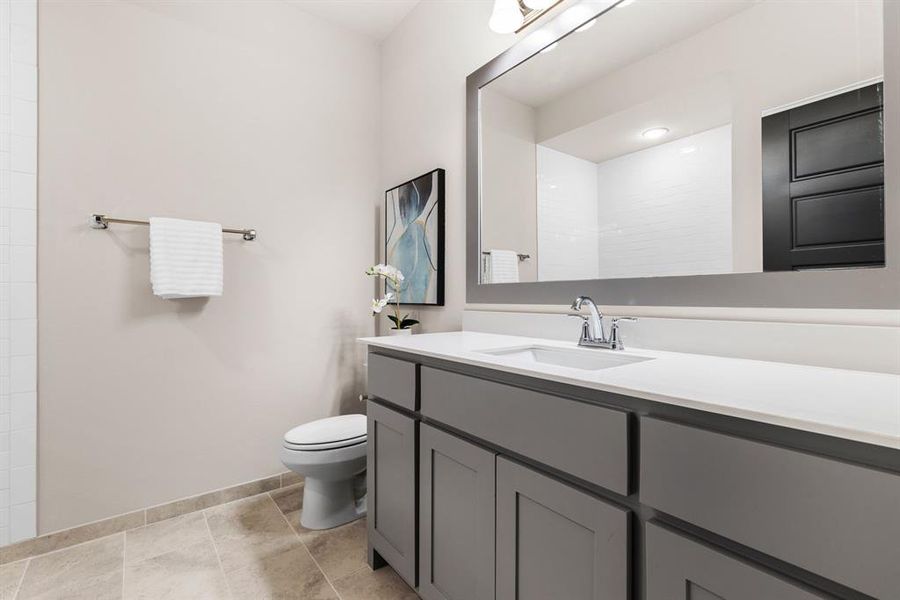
281,414 -> 367,530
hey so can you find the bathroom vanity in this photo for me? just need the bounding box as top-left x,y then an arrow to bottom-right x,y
362,332 -> 900,600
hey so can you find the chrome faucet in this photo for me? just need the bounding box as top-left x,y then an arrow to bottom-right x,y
568,296 -> 636,350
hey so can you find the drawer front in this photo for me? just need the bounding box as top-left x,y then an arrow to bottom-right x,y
367,401 -> 417,587
496,457 -> 629,600
646,522 -> 824,600
368,353 -> 417,411
641,417 -> 900,599
421,367 -> 629,495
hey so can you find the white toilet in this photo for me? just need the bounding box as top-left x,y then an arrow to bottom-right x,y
281,414 -> 367,530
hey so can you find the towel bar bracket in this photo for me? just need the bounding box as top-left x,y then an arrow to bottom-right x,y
90,213 -> 257,241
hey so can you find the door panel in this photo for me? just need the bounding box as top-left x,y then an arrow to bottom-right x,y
496,457 -> 629,600
763,82 -> 884,270
367,401 -> 417,587
646,522 -> 825,600
419,425 -> 495,600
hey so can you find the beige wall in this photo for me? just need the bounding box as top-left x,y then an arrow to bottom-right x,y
380,0 -> 518,332
480,88 -> 538,282
38,1 -> 380,533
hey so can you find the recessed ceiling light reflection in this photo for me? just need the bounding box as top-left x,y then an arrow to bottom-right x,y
680,146 -> 697,154
576,19 -> 596,33
641,127 -> 670,140
540,42 -> 559,54
618,0 -> 636,7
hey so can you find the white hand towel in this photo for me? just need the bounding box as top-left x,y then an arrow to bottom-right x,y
488,249 -> 520,284
150,217 -> 223,299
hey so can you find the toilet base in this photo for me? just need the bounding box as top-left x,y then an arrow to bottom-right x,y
300,475 -> 367,530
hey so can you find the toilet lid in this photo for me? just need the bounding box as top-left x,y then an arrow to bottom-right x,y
283,414 -> 367,449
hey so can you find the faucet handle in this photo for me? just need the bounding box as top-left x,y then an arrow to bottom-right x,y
608,317 -> 637,350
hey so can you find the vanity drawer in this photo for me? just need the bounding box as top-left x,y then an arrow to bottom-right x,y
367,353 -> 417,411
640,417 -> 900,599
646,522 -> 824,599
421,367 -> 629,495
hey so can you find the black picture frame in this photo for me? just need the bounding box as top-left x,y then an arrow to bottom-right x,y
384,168 -> 445,306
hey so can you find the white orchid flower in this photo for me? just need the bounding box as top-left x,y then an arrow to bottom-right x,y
371,296 -> 390,314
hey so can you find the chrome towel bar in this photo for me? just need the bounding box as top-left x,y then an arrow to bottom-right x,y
481,250 -> 530,261
90,213 -> 256,241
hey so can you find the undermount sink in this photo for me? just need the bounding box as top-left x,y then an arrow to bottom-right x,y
477,345 -> 654,371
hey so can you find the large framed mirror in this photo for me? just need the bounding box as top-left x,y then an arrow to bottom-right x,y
466,0 -> 900,308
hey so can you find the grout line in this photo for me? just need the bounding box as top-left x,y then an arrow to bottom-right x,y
265,494 -> 344,600
202,509 -> 234,600
120,528 -> 127,599
11,558 -> 29,600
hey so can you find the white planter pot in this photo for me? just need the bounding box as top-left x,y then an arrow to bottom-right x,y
388,329 -> 413,337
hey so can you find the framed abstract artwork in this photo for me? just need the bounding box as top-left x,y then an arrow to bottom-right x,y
385,169 -> 445,306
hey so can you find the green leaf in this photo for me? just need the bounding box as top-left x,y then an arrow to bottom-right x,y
400,318 -> 419,328
387,315 -> 400,327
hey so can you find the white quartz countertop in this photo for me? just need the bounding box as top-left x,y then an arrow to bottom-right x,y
359,331 -> 900,450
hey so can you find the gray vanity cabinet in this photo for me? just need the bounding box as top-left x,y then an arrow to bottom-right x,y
367,401 -> 417,588
496,457 -> 629,600
645,523 -> 825,600
419,425 -> 496,600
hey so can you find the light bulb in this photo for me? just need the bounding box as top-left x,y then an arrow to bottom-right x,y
641,127 -> 669,140
489,0 -> 525,34
524,0 -> 555,9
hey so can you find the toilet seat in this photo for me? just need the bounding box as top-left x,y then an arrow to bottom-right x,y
283,414 -> 367,451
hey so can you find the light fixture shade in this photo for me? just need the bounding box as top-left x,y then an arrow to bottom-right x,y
489,0 -> 524,34
524,0 -> 555,9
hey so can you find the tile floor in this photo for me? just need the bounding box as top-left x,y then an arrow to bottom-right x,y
0,484 -> 418,599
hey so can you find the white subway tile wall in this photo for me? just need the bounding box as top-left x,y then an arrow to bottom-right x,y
537,125 -> 733,281
0,0 -> 37,544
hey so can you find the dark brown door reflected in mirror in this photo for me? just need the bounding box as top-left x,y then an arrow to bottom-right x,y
762,83 -> 885,271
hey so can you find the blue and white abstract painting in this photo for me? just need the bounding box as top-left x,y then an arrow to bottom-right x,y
385,169 -> 444,305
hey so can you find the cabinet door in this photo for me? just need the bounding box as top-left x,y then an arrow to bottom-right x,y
496,457 -> 629,600
419,425 -> 495,600
646,522 -> 825,600
367,401 -> 417,587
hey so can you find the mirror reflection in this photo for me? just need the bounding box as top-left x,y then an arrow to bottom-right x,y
479,0 -> 884,283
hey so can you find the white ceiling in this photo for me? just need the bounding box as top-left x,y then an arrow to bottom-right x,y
288,0 -> 421,41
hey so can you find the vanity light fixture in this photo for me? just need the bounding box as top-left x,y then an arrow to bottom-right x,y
642,127 -> 670,140
540,42 -> 559,54
489,0 -> 525,34
490,0 -> 564,34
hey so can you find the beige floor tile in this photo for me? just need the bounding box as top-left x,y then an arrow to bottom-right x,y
224,545 -> 336,600
297,519 -> 368,582
125,512 -> 210,565
17,534 -> 124,600
332,565 -> 417,600
268,484 -> 302,516
0,560 -> 29,600
205,495 -> 299,574
124,539 -> 228,600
